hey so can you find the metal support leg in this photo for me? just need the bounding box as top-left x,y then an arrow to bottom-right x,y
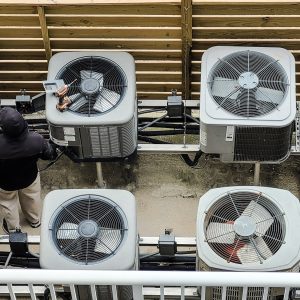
96,162 -> 105,188
253,162 -> 260,186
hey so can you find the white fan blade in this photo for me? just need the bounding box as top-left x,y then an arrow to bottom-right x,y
93,88 -> 120,112
206,222 -> 235,244
211,77 -> 239,100
68,93 -> 81,102
80,70 -> 103,82
57,222 -> 79,240
255,87 -> 284,105
237,237 -> 273,264
242,201 -> 273,235
94,229 -> 122,253
69,96 -> 88,111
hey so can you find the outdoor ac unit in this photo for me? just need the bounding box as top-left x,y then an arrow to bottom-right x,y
45,52 -> 137,161
196,186 -> 300,300
40,189 -> 137,270
200,46 -> 296,163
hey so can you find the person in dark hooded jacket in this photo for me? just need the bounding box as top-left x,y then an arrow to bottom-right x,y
0,107 -> 57,233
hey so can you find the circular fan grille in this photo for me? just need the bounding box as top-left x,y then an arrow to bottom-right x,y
204,191 -> 285,265
50,194 -> 127,264
55,56 -> 127,116
207,50 -> 289,117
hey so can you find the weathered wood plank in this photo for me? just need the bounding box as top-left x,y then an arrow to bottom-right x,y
0,27 -> 41,38
192,39 -> 300,50
45,5 -> 181,15
0,72 -> 47,81
0,6 -> 37,13
0,50 -> 47,60
181,0 -> 192,100
0,15 -> 39,26
136,60 -> 181,71
45,15 -> 180,27
37,6 -> 52,61
193,3 -> 300,15
193,16 -> 300,27
137,82 -> 181,92
50,39 -> 181,50
0,39 -> 44,48
0,0 -> 181,5
52,50 -> 181,60
48,27 -> 181,39
193,27 -> 300,39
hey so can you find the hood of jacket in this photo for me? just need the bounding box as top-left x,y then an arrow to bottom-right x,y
0,107 -> 28,137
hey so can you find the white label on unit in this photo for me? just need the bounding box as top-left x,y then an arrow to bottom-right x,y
225,126 -> 235,141
200,129 -> 207,146
63,127 -> 75,135
65,135 -> 76,142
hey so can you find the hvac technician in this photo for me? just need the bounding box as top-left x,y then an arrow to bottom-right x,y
0,107 -> 57,233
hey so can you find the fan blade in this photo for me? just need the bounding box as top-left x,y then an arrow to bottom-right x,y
93,88 -> 120,112
211,77 -> 239,100
94,229 -> 122,254
69,95 -> 88,111
206,222 -> 235,244
80,70 -> 103,81
237,237 -> 273,264
57,222 -> 79,240
255,87 -> 284,105
68,93 -> 81,102
242,201 -> 273,235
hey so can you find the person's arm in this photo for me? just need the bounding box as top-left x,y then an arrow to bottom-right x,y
40,139 -> 58,160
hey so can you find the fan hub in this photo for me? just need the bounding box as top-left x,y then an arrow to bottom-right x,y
238,72 -> 259,89
81,78 -> 100,95
234,216 -> 256,237
78,220 -> 99,238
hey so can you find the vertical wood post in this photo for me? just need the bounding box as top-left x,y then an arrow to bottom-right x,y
181,0 -> 192,100
37,6 -> 52,62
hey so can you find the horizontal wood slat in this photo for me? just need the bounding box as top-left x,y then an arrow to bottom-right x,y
48,28 -> 181,39
193,28 -> 300,39
45,5 -> 181,15
193,3 -> 300,15
50,39 -> 181,50
0,15 -> 39,26
193,16 -> 300,27
46,16 -> 180,27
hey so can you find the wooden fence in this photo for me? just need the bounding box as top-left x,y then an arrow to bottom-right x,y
0,0 -> 300,101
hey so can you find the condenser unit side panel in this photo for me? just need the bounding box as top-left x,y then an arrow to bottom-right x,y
200,122 -> 234,159
81,117 -> 136,159
233,124 -> 293,162
49,123 -> 81,147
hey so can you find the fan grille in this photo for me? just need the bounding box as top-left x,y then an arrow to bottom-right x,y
204,191 -> 286,265
207,50 -> 289,117
55,56 -> 127,116
50,194 -> 127,264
